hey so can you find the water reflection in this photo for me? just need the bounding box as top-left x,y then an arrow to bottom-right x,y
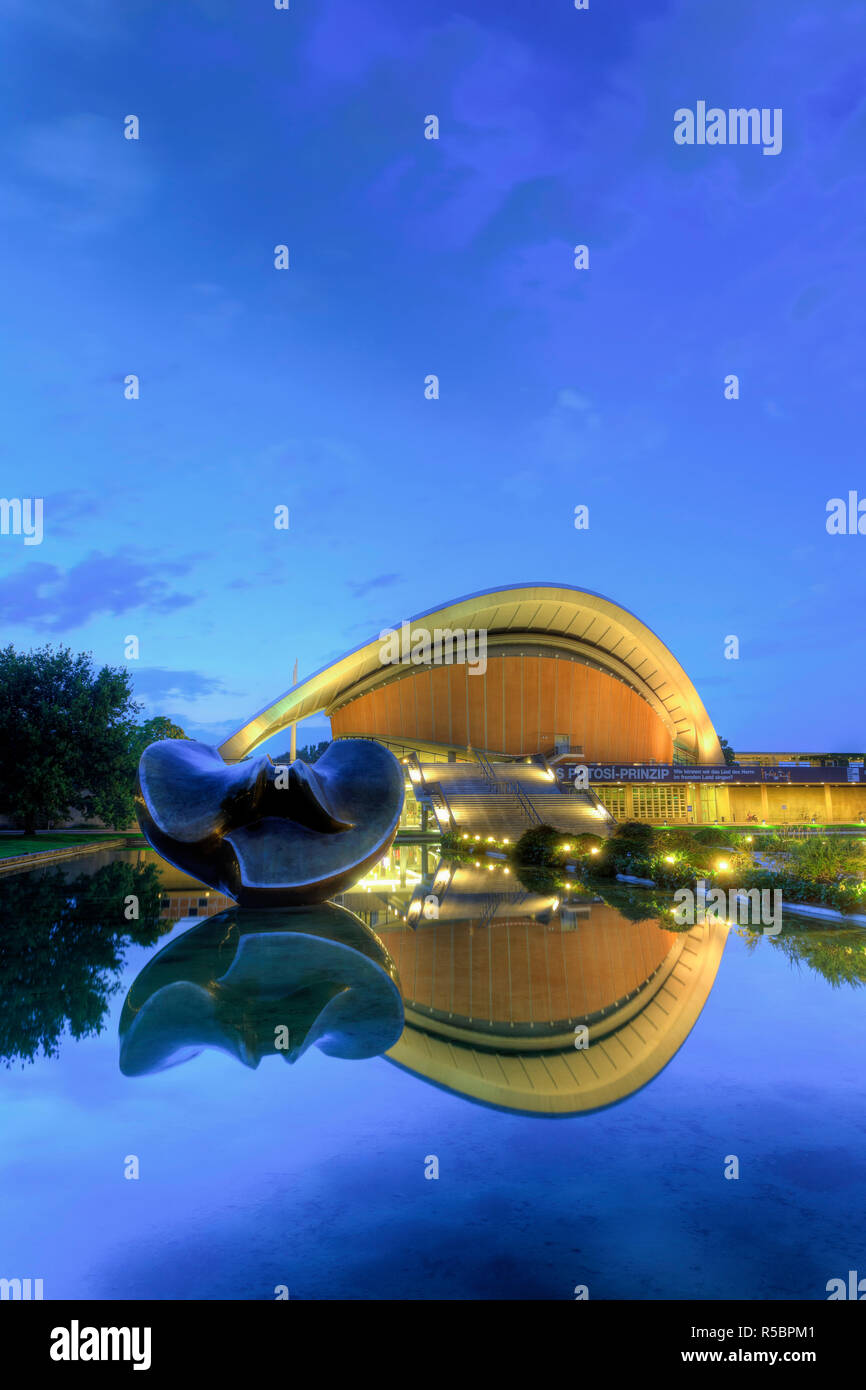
2,847 -> 864,1112
0,859 -> 165,1067
381,862 -> 729,1114
119,903 -> 404,1075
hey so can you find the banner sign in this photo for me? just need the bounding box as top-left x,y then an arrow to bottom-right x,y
556,763 -> 864,785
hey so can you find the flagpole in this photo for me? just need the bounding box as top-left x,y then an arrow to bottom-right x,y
290,658 -> 298,762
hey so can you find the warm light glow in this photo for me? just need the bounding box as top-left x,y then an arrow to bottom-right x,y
717,860 -> 729,871
665,855 -> 675,863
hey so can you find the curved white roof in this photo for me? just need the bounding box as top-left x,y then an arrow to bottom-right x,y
219,582 -> 723,764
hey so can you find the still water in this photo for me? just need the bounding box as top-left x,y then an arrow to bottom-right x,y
0,847 -> 864,1300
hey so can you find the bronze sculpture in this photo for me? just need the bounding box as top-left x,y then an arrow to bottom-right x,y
135,737 -> 404,905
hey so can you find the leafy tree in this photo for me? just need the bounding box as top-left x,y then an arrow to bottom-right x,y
130,715 -> 187,764
270,740 -> 330,764
719,737 -> 737,767
0,645 -> 142,833
0,646 -> 187,832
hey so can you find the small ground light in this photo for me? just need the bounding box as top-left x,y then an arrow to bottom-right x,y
590,847 -> 599,854
717,860 -> 729,871
664,855 -> 675,863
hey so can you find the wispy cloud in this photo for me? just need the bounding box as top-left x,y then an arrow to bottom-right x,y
5,113 -> 157,234
0,550 -> 196,632
132,667 -> 226,701
347,572 -> 401,599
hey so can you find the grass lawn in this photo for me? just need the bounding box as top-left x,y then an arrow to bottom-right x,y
0,833 -> 124,860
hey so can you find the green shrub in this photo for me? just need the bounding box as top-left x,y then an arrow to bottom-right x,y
691,826 -> 737,847
655,828 -> 698,855
512,824 -> 574,865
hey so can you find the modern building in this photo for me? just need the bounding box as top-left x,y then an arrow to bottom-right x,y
219,583 -> 866,828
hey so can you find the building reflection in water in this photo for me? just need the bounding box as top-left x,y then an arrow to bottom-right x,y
374,861 -> 729,1116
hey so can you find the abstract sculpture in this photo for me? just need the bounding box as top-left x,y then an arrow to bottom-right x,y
135,737 -> 404,905
119,902 -> 404,1074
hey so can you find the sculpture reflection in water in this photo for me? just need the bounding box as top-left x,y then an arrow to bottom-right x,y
134,737 -> 405,906
382,861 -> 730,1115
119,902 -> 404,1075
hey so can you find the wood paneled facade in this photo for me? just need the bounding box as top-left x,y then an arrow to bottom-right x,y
330,654 -> 672,762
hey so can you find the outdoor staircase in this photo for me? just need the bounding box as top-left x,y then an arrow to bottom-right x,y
410,757 -> 614,839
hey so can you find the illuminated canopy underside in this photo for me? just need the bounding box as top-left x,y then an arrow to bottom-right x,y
219,583 -> 723,764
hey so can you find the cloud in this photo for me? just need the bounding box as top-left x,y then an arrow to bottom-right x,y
0,550 -> 196,632
166,717 -> 238,745
1,0 -> 128,43
6,113 -> 157,234
132,667 -> 226,701
347,572 -> 401,599
557,389 -> 593,412
43,489 -> 104,538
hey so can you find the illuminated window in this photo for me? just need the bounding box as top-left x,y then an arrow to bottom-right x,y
632,786 -> 689,821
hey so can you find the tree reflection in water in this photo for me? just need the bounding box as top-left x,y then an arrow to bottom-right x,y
0,860 -> 165,1067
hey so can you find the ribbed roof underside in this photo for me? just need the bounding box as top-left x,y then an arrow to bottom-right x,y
219,583 -> 722,764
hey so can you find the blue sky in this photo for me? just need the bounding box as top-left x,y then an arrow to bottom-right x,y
1,0 -> 864,754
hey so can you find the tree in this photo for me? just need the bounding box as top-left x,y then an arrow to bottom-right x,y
130,715 -> 187,764
271,740 -> 329,764
719,737 -> 737,767
0,644 -> 143,832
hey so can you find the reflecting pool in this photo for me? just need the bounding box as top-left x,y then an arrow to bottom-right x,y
0,849 -> 864,1299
